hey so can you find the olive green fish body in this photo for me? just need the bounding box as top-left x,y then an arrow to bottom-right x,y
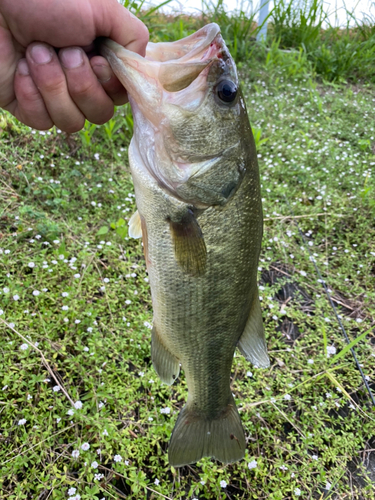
100,23 -> 270,467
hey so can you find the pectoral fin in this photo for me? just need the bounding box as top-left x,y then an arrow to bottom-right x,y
238,292 -> 270,368
152,326 -> 180,385
128,210 -> 142,239
168,209 -> 207,276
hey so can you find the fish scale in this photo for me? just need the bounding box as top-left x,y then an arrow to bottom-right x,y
100,23 -> 270,467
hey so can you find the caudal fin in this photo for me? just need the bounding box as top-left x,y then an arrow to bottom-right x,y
168,396 -> 246,467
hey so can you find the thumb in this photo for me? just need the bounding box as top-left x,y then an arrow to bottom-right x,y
97,0 -> 149,56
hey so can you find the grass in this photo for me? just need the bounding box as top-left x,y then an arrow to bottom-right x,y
1,9 -> 375,500
146,0 -> 375,83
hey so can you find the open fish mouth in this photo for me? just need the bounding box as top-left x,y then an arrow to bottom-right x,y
98,23 -> 224,99
99,24 -> 242,207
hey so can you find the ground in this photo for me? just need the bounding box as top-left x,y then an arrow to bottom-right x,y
0,60 -> 374,499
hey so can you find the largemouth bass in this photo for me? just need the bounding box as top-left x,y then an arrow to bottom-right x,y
100,23 -> 270,467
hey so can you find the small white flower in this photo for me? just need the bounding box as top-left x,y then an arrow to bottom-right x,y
294,488 -> 301,496
307,359 -> 314,364
67,409 -> 75,416
279,465 -> 288,471
56,417 -> 61,423
94,473 -> 104,480
18,418 -> 27,425
326,345 -> 336,357
248,460 -> 257,470
72,450 -> 80,458
0,309 -> 3,316
311,455 -> 318,460
284,394 -> 291,401
326,392 -> 332,398
68,487 -> 77,495
138,371 -> 144,377
74,401 -> 83,409
13,294 -> 20,301
81,442 -> 90,451
74,273 -> 81,279
62,292 -> 69,297
20,343 -> 28,351
103,429 -> 109,436
220,480 -> 227,488
75,319 -> 81,324
325,481 -> 331,490
154,478 -> 160,485
62,305 -> 69,311
3,287 -> 10,294
246,371 -> 253,377
114,454 -> 122,462
144,321 -> 152,329
28,262 -> 35,268
52,385 -> 60,392
160,407 -> 170,414
91,461 -> 98,469
32,290 -> 40,296
125,299 -> 131,305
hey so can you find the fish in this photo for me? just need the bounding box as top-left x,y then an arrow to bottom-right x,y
99,23 -> 270,467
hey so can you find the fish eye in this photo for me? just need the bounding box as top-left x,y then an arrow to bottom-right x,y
216,80 -> 238,104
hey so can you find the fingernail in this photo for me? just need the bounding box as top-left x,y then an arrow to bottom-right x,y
92,64 -> 112,83
60,48 -> 83,69
31,44 -> 53,64
17,59 -> 30,76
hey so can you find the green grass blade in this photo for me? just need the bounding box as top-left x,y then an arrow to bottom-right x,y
329,327 -> 373,364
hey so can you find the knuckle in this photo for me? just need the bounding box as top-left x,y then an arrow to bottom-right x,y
69,79 -> 97,99
62,118 -> 85,134
138,23 -> 150,44
40,79 -> 67,97
92,107 -> 114,125
21,111 -> 53,130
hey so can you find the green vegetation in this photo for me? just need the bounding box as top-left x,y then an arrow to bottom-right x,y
1,2 -> 375,499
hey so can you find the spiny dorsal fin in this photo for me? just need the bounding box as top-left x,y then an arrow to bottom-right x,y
168,209 -> 207,277
128,210 -> 142,239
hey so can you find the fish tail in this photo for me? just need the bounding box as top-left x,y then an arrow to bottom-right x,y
168,395 -> 246,467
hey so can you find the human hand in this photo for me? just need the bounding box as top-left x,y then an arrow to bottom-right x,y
0,0 -> 148,132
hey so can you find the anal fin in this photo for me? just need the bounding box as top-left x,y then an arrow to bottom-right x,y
238,292 -> 270,368
128,210 -> 142,239
152,326 -> 180,385
168,208 -> 207,277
